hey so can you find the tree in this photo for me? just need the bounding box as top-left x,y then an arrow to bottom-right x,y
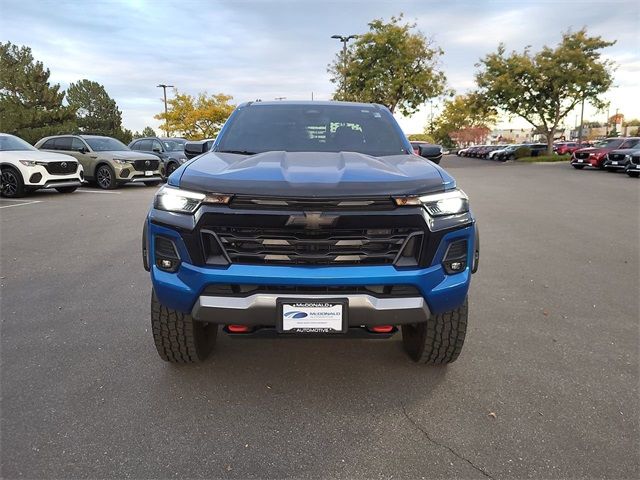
154,91 -> 235,140
430,94 -> 497,147
66,79 -> 123,136
0,42 -> 76,144
328,15 -> 448,115
475,29 -> 615,154
142,126 -> 156,137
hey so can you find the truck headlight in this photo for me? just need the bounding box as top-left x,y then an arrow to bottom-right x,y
154,185 -> 231,214
394,189 -> 469,217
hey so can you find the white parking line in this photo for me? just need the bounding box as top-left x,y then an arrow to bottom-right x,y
76,189 -> 121,194
0,200 -> 42,209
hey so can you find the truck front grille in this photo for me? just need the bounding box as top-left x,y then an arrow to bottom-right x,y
210,226 -> 420,265
631,156 -> 640,165
230,196 -> 395,211
608,153 -> 625,161
45,161 -> 78,175
133,159 -> 159,171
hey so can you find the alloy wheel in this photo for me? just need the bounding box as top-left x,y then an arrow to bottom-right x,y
1,170 -> 18,196
97,166 -> 112,189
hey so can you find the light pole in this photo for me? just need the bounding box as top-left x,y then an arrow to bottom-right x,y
157,84 -> 174,136
331,34 -> 358,96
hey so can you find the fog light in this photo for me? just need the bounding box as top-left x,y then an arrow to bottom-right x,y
442,239 -> 468,275
450,261 -> 463,271
160,259 -> 173,269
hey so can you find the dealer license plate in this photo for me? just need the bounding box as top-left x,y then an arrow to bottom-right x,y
577,159 -> 584,163
145,170 -> 153,176
612,161 -> 618,165
277,299 -> 347,334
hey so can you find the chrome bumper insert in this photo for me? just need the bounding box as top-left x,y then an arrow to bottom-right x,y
191,293 -> 430,326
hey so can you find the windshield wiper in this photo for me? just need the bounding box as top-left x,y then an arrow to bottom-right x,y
217,150 -> 256,155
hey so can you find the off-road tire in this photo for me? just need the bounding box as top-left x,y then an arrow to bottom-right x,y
151,291 -> 217,363
402,298 -> 468,364
55,186 -> 78,193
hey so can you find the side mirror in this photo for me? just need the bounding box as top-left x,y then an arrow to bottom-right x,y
152,147 -> 161,153
184,141 -> 207,159
78,147 -> 88,154
418,144 -> 443,164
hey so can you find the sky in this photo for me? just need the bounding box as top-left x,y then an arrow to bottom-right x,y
1,0 -> 638,135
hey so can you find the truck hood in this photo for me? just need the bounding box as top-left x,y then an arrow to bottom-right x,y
176,151 -> 453,196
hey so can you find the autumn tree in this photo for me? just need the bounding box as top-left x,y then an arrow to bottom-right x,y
475,29 -> 615,155
0,42 -> 75,144
154,91 -> 235,139
430,94 -> 497,147
329,15 -> 448,115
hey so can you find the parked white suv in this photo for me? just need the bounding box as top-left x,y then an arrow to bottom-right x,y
0,133 -> 84,198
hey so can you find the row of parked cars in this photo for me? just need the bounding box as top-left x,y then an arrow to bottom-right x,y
569,137 -> 640,177
0,133 -> 217,198
457,143 -> 549,160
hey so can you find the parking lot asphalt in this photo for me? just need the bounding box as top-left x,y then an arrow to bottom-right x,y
1,156 -> 638,479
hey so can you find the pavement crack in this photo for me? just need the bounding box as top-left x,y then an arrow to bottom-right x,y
400,402 -> 494,479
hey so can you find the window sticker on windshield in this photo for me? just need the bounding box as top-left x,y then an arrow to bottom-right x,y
373,112 -> 381,118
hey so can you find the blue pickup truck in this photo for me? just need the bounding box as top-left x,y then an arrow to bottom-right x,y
143,101 -> 479,365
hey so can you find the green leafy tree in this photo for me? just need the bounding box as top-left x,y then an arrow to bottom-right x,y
430,94 -> 497,148
142,126 -> 156,137
154,91 -> 235,139
329,15 -> 448,115
66,79 -> 123,135
0,42 -> 76,144
475,29 -> 615,154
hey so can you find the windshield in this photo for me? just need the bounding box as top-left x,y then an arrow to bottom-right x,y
594,139 -> 624,149
216,104 -> 410,157
0,135 -> 37,152
162,140 -> 185,152
84,137 -> 129,152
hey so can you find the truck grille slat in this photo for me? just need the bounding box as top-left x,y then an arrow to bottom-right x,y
209,226 -> 419,265
230,196 -> 395,210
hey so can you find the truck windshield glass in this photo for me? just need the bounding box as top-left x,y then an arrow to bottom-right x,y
0,135 -> 36,151
84,137 -> 129,152
216,104 -> 410,157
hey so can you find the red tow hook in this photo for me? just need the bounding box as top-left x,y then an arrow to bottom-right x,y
370,325 -> 394,333
227,325 -> 251,333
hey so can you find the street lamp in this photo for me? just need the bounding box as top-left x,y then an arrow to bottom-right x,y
157,84 -> 174,136
331,34 -> 358,95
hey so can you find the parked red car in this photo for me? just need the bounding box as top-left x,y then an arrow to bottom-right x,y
555,142 -> 584,155
571,138 -> 640,169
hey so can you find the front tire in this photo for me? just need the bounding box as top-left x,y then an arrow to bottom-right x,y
166,162 -> 178,176
627,171 -> 639,178
151,291 -> 217,363
1,166 -> 25,198
55,186 -> 78,193
573,165 -> 585,169
402,299 -> 468,364
96,164 -> 117,189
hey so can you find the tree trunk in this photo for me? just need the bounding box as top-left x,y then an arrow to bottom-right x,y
546,129 -> 555,156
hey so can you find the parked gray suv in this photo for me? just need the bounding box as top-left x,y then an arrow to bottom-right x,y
35,135 -> 163,189
129,137 -> 188,176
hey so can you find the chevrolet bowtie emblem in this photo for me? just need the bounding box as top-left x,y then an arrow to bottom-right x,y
286,212 -> 338,229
